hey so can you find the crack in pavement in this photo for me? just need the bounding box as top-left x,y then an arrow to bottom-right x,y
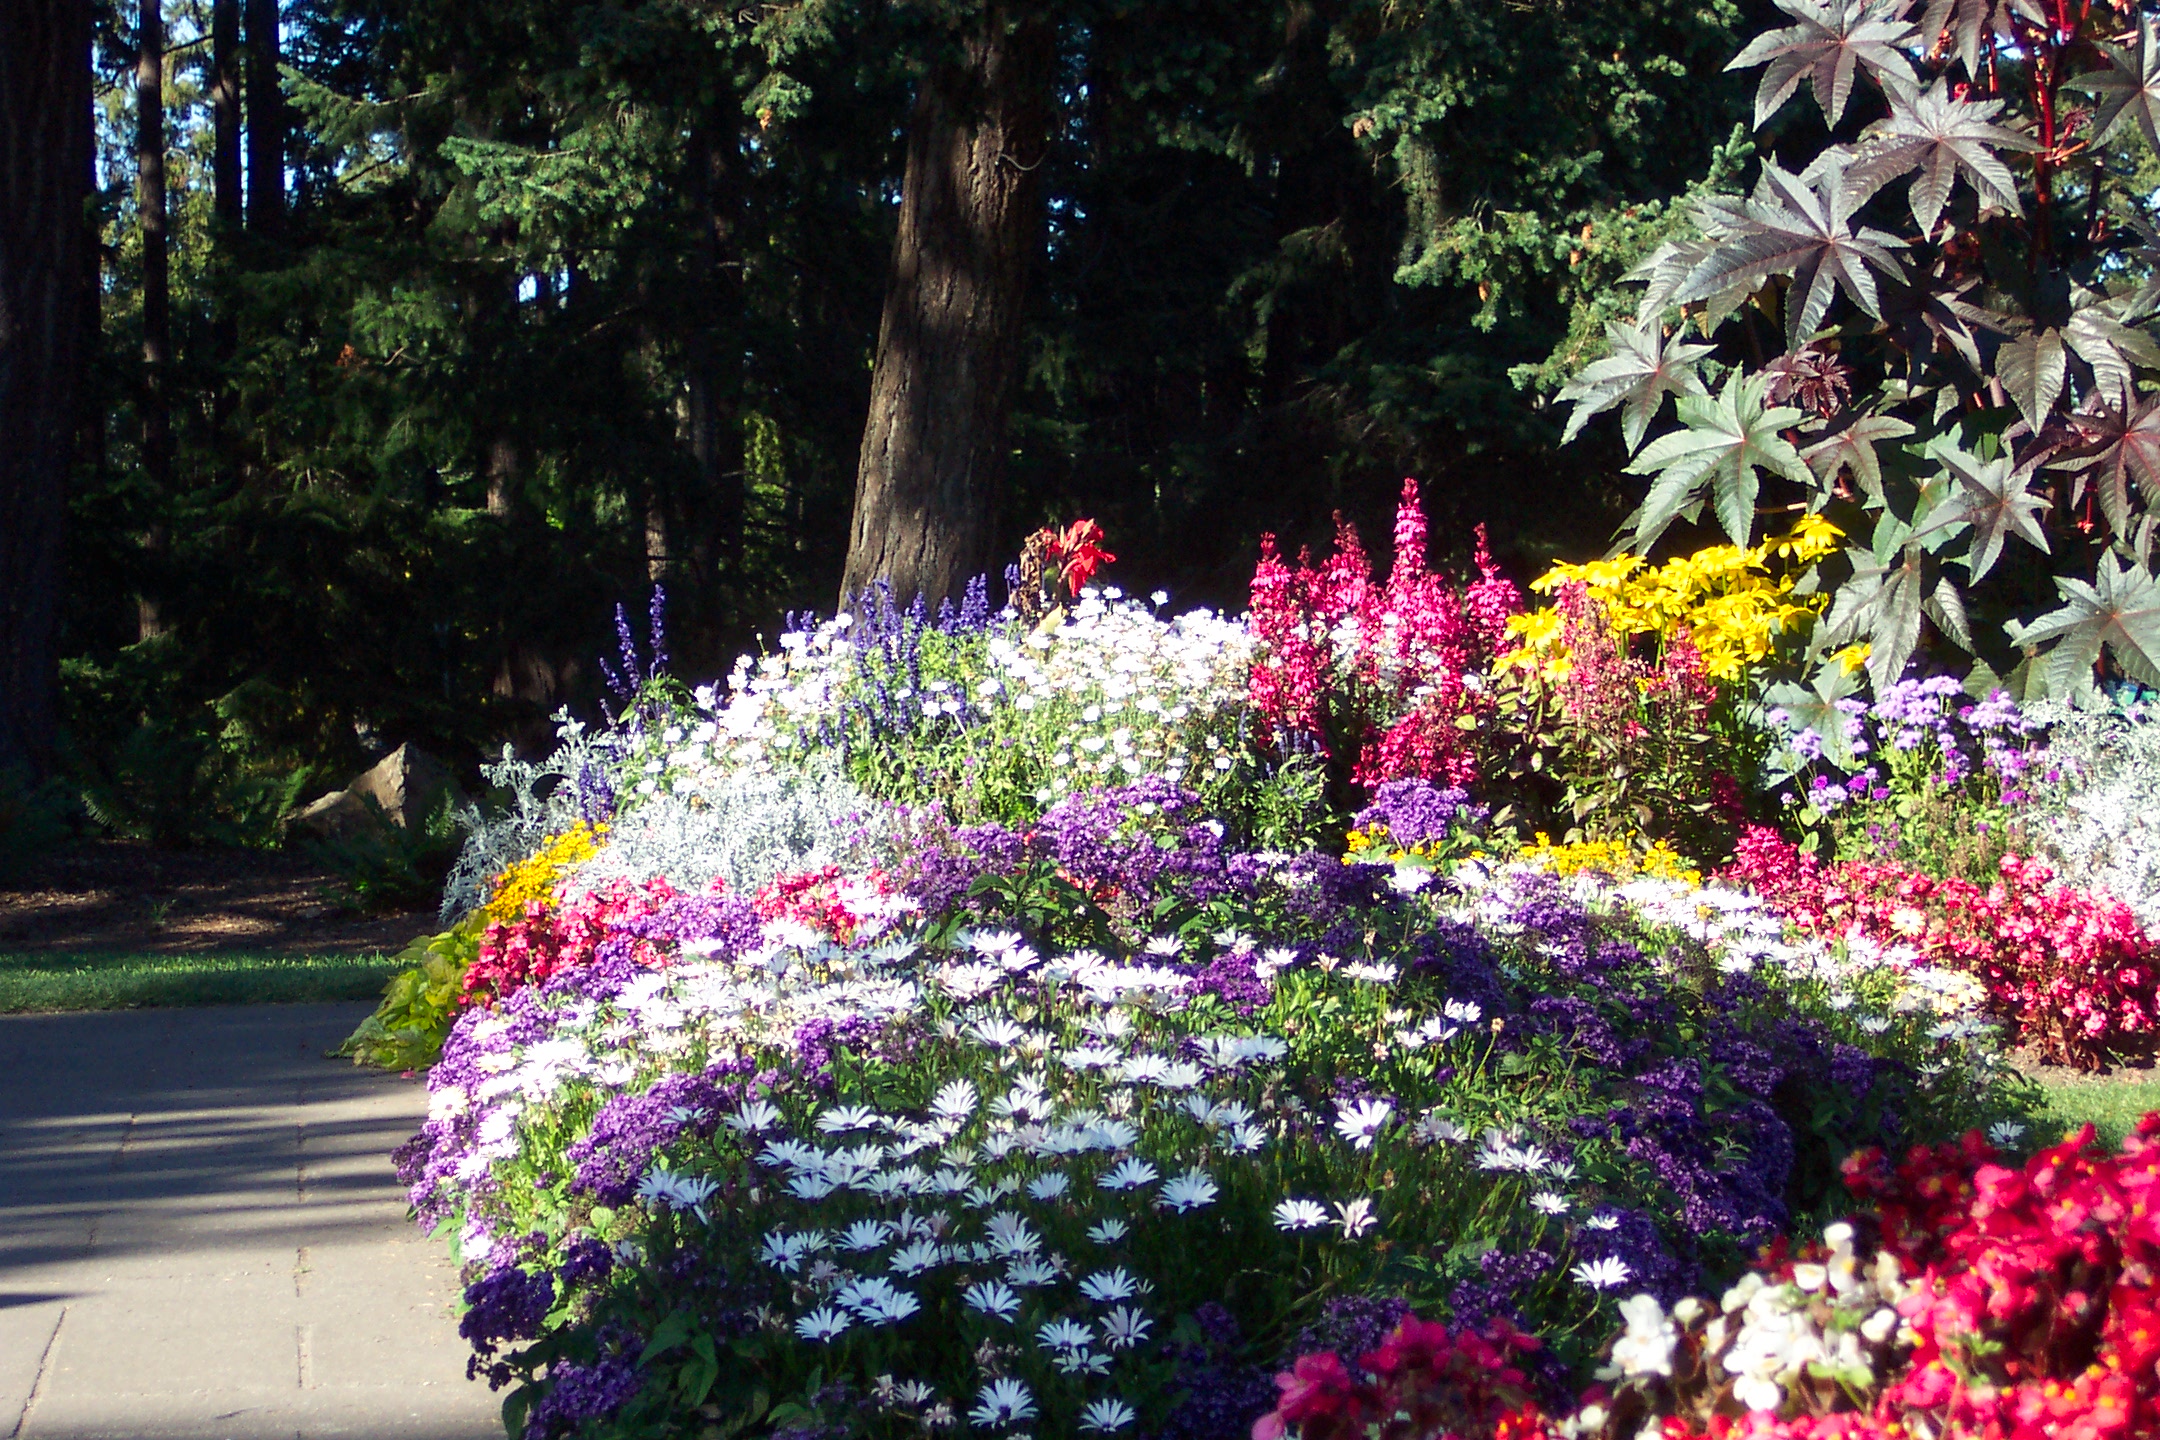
7,1305 -> 66,1440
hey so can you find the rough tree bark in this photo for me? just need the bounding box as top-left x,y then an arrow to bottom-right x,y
0,0 -> 93,778
136,0 -> 172,640
209,0 -> 240,429
246,0 -> 283,235
840,5 -> 1055,610
685,119 -> 746,590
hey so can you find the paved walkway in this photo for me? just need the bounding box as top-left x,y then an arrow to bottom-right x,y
0,1004 -> 500,1440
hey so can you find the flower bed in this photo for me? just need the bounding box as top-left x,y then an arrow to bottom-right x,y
361,495 -> 2160,1438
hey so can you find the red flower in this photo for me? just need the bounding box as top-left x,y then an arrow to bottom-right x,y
1043,518 -> 1115,594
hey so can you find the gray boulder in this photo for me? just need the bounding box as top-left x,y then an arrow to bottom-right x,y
290,744 -> 461,842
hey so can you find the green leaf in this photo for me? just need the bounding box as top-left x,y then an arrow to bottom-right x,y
1555,320 -> 1713,451
1726,0 -> 1918,127
2078,13 -> 2160,154
2006,553 -> 2160,697
1935,444 -> 2050,581
1624,372 -> 1812,545
1799,412 -> 1914,501
1992,323 -> 2067,431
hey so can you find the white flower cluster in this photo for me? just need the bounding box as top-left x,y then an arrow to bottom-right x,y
1597,1222 -> 1912,1416
650,589 -> 1254,803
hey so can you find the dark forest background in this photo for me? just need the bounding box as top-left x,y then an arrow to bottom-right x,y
1,0 -> 1771,840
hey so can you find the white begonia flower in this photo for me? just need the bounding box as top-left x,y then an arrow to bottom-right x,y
1608,1294 -> 1678,1378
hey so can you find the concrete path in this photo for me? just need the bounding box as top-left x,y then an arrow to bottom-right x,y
0,1004 -> 501,1440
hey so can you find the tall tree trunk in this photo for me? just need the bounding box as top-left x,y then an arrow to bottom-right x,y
0,0 -> 93,779
209,0 -> 240,430
245,0 -> 283,236
684,119 -> 745,593
840,5 -> 1054,609
136,0 -> 172,641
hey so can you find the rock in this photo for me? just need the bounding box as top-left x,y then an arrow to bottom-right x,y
289,788 -> 374,842
288,744 -> 462,842
348,743 -> 460,830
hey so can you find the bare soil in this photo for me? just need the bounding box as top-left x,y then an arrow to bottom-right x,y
0,841 -> 437,955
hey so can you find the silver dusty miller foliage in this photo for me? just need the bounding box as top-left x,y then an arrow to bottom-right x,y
439,711 -> 619,922
569,761 -> 885,899
2024,699 -> 2160,934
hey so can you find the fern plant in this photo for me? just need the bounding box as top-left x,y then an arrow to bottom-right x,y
1559,0 -> 2160,703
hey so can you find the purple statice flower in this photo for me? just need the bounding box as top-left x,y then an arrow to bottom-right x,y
1354,779 -> 1487,851
460,1264 -> 554,1358
565,1072 -> 724,1205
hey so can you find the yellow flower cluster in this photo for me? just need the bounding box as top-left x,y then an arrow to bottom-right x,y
481,821 -> 606,926
1343,825 -> 1449,865
1516,833 -> 1702,886
1501,516 -> 1842,683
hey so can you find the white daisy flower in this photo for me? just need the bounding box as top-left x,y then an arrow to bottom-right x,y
1080,1398 -> 1137,1434
1158,1168 -> 1218,1212
794,1306 -> 850,1342
1099,1305 -> 1152,1351
969,1377 -> 1037,1429
963,1280 -> 1021,1320
1333,1197 -> 1378,1238
1571,1256 -> 1632,1290
1078,1268 -> 1140,1303
1333,1097 -> 1393,1151
1272,1198 -> 1330,1231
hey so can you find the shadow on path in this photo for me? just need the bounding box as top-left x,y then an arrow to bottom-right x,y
0,1004 -> 499,1440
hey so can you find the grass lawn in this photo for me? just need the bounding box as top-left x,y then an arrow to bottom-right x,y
0,949 -> 402,1014
2027,1069 -> 2160,1148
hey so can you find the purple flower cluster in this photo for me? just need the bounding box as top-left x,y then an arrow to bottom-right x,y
1191,947 -> 1272,1017
1779,678 -> 2041,808
1155,1304 -> 1279,1440
566,1070 -> 726,1205
1355,779 -> 1487,849
1032,777 -> 1235,902
460,1264 -> 554,1358
525,1349 -> 641,1437
1296,1293 -> 1413,1362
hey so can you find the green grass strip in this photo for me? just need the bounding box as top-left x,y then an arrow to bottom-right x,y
2029,1071 -> 2160,1149
0,950 -> 403,1014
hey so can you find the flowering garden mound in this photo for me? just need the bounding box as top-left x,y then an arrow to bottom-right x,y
354,482 -> 2160,1439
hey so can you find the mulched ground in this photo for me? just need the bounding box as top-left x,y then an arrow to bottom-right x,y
0,841 -> 437,955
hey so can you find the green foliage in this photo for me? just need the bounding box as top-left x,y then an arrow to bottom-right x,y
334,920 -> 482,1069
0,769 -> 81,881
1555,0 -> 2160,704
308,792 -> 467,915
